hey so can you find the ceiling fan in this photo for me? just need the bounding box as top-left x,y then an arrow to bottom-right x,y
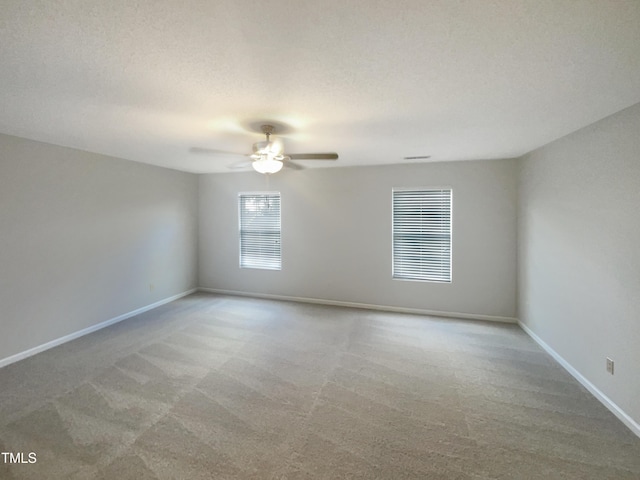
191,124 -> 339,174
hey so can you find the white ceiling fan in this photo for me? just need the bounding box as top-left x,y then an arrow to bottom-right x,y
191,124 -> 339,174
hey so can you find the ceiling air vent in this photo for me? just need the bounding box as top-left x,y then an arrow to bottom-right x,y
403,156 -> 431,160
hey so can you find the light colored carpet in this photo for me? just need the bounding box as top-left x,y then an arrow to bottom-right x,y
0,293 -> 638,479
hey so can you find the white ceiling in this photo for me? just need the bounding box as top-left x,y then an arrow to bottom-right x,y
1,1 -> 640,173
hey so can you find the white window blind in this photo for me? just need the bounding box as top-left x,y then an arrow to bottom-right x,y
239,193 -> 281,270
392,189 -> 452,282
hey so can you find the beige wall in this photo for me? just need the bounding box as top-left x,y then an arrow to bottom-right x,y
199,159 -> 518,320
0,133 -> 199,361
518,102 -> 640,428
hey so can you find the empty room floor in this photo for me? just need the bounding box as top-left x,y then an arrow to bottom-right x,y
0,293 -> 638,479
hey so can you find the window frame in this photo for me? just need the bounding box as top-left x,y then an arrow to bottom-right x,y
391,187 -> 452,283
238,191 -> 282,271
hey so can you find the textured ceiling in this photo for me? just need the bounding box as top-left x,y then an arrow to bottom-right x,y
1,1 -> 640,173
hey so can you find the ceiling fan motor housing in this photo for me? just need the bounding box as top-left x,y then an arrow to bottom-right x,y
252,139 -> 284,155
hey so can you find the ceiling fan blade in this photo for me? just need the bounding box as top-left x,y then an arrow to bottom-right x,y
288,153 -> 338,160
228,160 -> 253,170
189,147 -> 247,157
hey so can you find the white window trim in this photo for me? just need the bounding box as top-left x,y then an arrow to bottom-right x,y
238,191 -> 282,271
391,187 -> 452,283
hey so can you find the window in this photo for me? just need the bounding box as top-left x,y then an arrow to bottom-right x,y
392,188 -> 452,282
239,192 -> 281,270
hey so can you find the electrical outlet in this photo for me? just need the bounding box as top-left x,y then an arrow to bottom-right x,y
606,357 -> 614,375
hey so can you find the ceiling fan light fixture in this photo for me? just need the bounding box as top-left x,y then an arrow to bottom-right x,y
252,155 -> 283,174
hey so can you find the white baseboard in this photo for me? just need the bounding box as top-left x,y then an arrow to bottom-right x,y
197,287 -> 518,324
518,321 -> 640,439
0,288 -> 198,369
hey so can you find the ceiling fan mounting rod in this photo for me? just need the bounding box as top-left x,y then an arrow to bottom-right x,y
261,124 -> 275,140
